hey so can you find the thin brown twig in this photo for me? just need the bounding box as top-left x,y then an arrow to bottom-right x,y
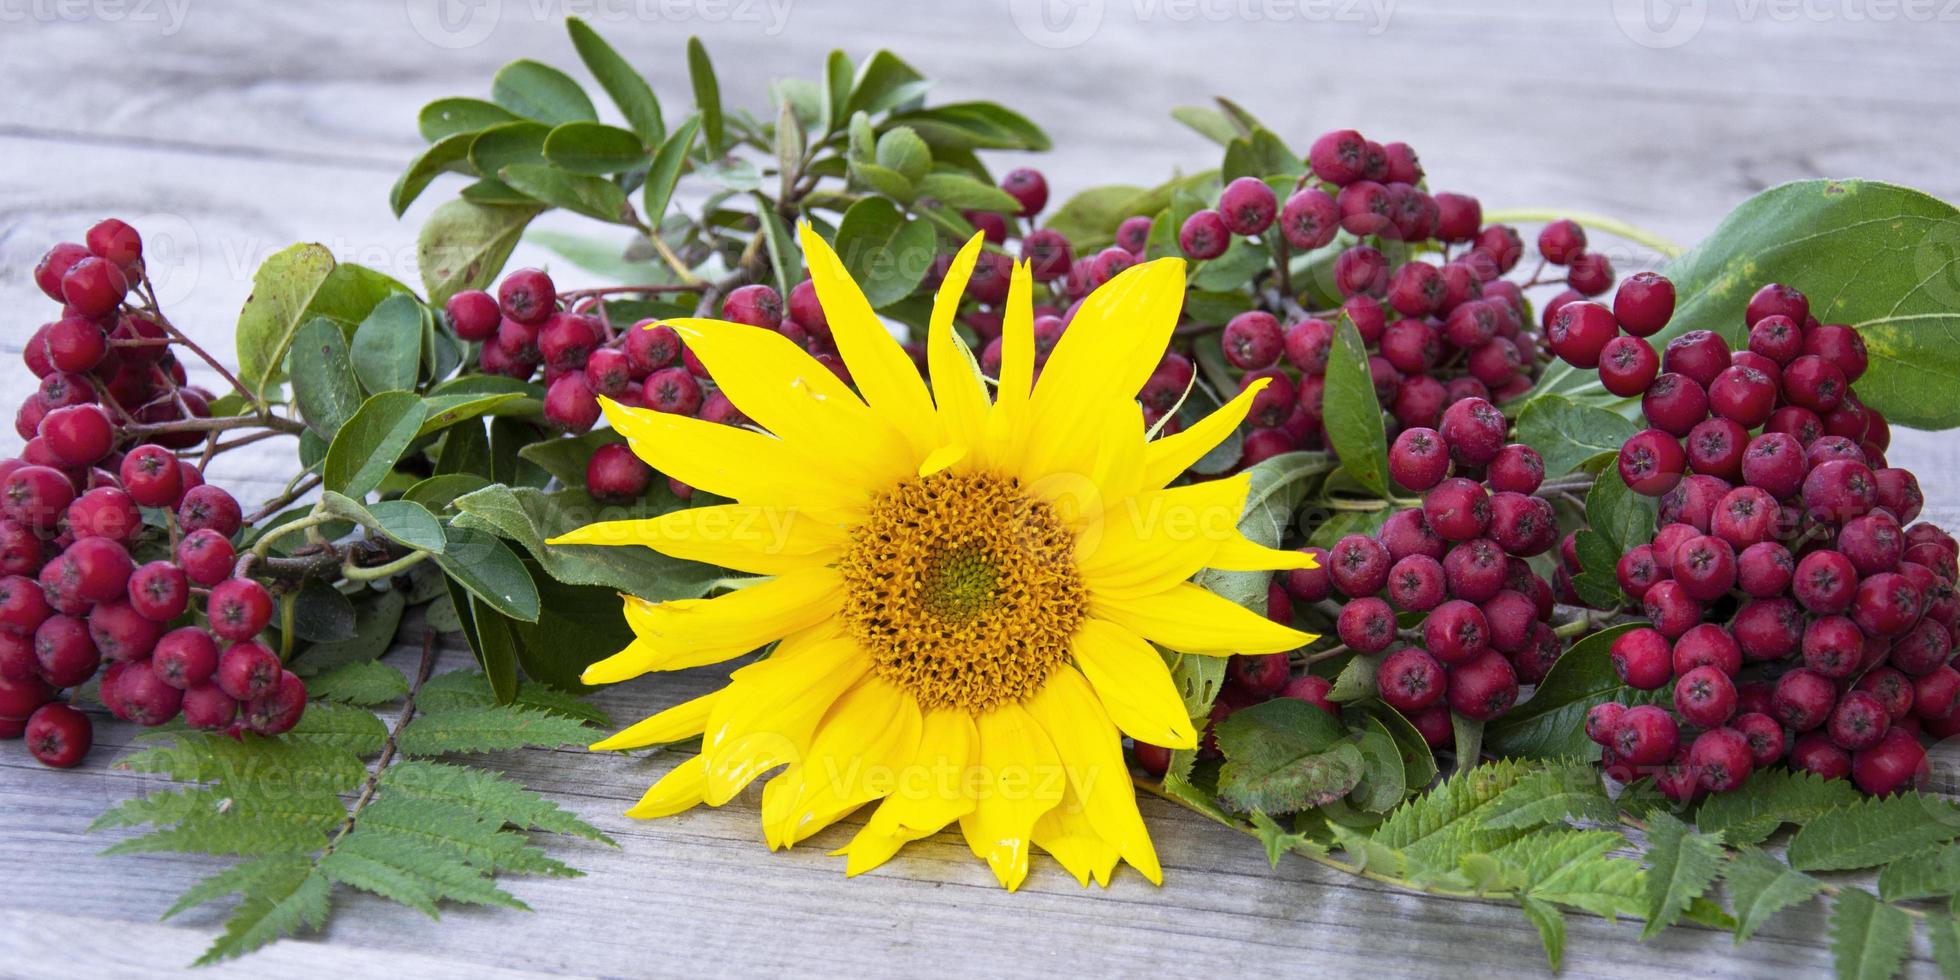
326,628 -> 441,853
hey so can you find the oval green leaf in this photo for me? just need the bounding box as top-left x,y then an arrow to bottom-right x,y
323,391 -> 429,500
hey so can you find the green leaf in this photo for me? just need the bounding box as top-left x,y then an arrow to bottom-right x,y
845,50 -> 928,119
1519,897 -> 1565,971
321,831 -> 526,917
119,733 -> 365,793
1515,393 -> 1637,477
641,115 -> 700,226
1694,768 -> 1862,846
415,670 -> 609,726
1248,811 -> 1324,867
1480,762 -> 1618,830
1829,888 -> 1913,980
1492,829 -> 1645,919
291,580 -> 357,642
419,97 -> 519,141
1788,793 -> 1960,872
235,244 -> 408,402
491,59 -> 597,125
1344,723 -> 1409,813
379,760 -> 611,843
448,484 -> 721,602
417,199 -> 544,305
288,318 -> 363,439
196,865 -> 331,965
1371,761 -> 1534,876
398,704 -> 594,757
889,102 -> 1049,153
1167,650 -> 1227,721
391,132 -> 474,217
350,796 -> 570,877
1877,845 -> 1960,902
350,293 -> 424,395
318,491 -> 445,553
304,660 -> 410,706
1586,461 -> 1657,553
848,160 -> 913,201
498,164 -> 629,224
753,192 -> 802,302
832,197 -> 935,308
685,37 -> 723,154
873,126 -> 930,183
541,121 -> 646,175
1213,698 -> 1363,814
565,17 -> 663,145
1725,847 -> 1824,944
1485,623 -> 1644,760
468,597 -> 522,703
1190,236 -> 1270,292
514,429 -> 622,487
1171,105 -> 1242,146
468,121 -> 552,175
292,589 -> 407,678
1322,317 -> 1390,498
1930,915 -> 1960,979
161,855 -> 314,921
323,391 -> 428,500
915,172 -> 1021,213
432,523 -> 541,623
1640,810 -> 1727,938
284,700 -> 389,755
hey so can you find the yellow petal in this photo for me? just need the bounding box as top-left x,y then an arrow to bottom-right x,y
1076,474 -> 1249,600
927,233 -> 993,454
1070,618 -> 1197,750
797,222 -> 938,457
957,702 -> 1064,891
1207,534 -> 1320,573
600,397 -> 866,518
767,676 -> 923,849
834,709 -> 979,877
663,316 -> 915,489
1031,783 -> 1122,888
1027,666 -> 1162,885
700,636 -> 867,805
580,570 -> 844,683
1091,582 -> 1316,656
625,754 -> 708,819
1139,377 -> 1268,491
993,260 -> 1037,420
546,503 -> 846,576
917,442 -> 967,478
590,690 -> 716,751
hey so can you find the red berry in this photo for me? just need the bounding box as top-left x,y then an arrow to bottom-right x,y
1773,668 -> 1838,732
215,640 -> 281,701
1221,311 -> 1283,370
1424,600 -> 1489,665
1611,703 -> 1680,767
1586,702 -> 1628,746
1279,674 -> 1339,717
118,445 -> 183,508
245,669 -> 308,735
498,268 -> 556,325
1447,650 -> 1518,721
177,485 -> 241,538
1791,731 -> 1851,780
1336,597 -> 1396,652
87,600 -> 160,662
208,579 -> 273,642
1439,397 -> 1505,467
41,316 -> 108,373
1689,727 -> 1753,793
1308,130 -> 1368,185
1228,652 -> 1289,697
586,443 -> 654,504
537,312 -> 603,372
175,529 -> 234,587
1376,649 -> 1446,712
1851,726 -> 1926,796
1218,177 -> 1277,236
1281,547 -> 1332,602
1741,432 -> 1807,500
34,243 -> 93,301
60,256 -> 129,317
1386,555 -> 1447,612
1389,428 -> 1450,492
32,614 -> 99,687
445,289 -> 501,341
1804,324 -> 1868,383
24,702 -> 91,768
1783,355 -> 1847,414
1279,189 -> 1339,250
66,487 -> 141,543
1619,429 -> 1688,497
38,404 -> 113,466
543,373 -> 601,432
1000,168 -> 1048,216
720,284 -> 783,329
182,680 -> 239,730
153,627 -> 220,690
1537,220 -> 1586,265
1611,271 -> 1674,336
1432,193 -> 1481,243
1610,628 -> 1673,690
1745,283 -> 1808,328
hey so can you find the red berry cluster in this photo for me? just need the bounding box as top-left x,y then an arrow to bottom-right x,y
1563,281 -> 1957,800
1182,131 -> 1546,467
3,221 -> 306,769
449,268 -> 864,504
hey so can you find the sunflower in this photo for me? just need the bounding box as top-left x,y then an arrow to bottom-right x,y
548,223 -> 1317,890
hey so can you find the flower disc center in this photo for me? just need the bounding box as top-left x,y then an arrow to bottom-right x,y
839,471 -> 1085,713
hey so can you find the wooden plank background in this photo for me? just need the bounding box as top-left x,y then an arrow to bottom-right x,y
1,0 -> 1957,974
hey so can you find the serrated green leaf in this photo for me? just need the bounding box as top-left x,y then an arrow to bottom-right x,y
1323,317 -> 1390,498
1214,698 -> 1362,814
92,786 -> 228,832
103,789 -> 344,858
283,701 -> 390,755
1492,829 -> 1644,919
1929,915 -> 1960,979
196,866 -> 331,964
379,760 -> 611,843
1640,810 -> 1726,938
415,670 -> 609,726
1519,897 -> 1565,970
1788,794 -> 1960,872
321,831 -> 527,917
162,855 -> 314,921
1725,847 -> 1824,944
117,733 -> 366,794
1877,845 -> 1960,902
1326,652 -> 1383,703
1371,761 -> 1535,878
305,660 -> 411,707
353,796 -> 574,877
1829,888 -> 1913,980
1481,762 -> 1618,830
398,705 -> 593,757
1695,769 -> 1862,846
1248,811 -> 1324,868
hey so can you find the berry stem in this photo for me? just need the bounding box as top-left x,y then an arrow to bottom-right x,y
341,549 -> 431,582
326,628 -> 440,855
248,508 -> 338,561
1480,208 -> 1686,259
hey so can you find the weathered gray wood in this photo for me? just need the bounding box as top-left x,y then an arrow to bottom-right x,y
1,1 -> 1958,975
